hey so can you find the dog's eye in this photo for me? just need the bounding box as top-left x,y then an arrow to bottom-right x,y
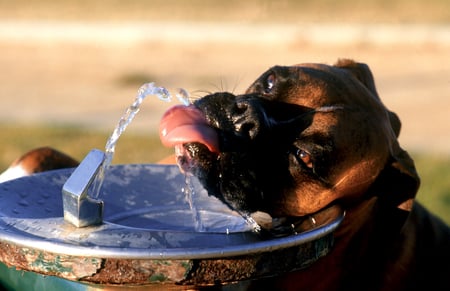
264,73 -> 276,93
294,148 -> 313,169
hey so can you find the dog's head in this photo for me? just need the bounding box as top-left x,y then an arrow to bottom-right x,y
160,59 -> 420,218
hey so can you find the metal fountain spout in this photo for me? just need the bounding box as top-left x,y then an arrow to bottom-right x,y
62,149 -> 105,227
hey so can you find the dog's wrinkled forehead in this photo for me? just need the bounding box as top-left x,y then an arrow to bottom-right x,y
245,63 -> 382,112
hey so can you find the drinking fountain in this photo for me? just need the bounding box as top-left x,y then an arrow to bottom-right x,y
0,149 -> 343,289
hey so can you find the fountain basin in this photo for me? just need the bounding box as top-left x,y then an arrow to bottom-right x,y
0,164 -> 343,287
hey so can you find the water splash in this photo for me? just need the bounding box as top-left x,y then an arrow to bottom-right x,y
241,213 -> 261,233
90,83 -> 190,199
181,175 -> 204,232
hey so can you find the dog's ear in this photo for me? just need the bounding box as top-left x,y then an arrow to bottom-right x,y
383,114 -> 417,208
335,59 -> 420,210
378,145 -> 420,210
335,59 -> 402,137
334,59 -> 379,97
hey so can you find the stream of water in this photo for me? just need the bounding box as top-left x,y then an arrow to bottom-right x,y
90,83 -> 190,199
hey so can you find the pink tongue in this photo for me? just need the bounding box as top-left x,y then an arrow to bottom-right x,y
159,105 -> 220,153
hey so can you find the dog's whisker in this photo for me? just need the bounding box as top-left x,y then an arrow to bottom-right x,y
189,89 -> 212,100
205,81 -> 222,93
220,78 -> 226,92
231,75 -> 243,94
209,78 -> 229,92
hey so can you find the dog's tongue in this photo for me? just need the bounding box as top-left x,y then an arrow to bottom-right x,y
159,105 -> 219,153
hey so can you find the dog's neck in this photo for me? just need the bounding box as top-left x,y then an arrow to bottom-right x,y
255,196 -> 414,290
334,195 -> 411,255
335,197 -> 380,242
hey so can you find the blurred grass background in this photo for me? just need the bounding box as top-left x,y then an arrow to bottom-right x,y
0,0 -> 448,224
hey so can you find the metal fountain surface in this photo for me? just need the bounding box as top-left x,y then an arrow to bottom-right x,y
0,149 -> 344,287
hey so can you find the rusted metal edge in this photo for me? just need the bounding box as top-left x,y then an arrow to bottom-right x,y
0,233 -> 333,287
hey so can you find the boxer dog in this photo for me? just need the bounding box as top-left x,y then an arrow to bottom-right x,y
2,60 -> 449,290
159,59 -> 450,290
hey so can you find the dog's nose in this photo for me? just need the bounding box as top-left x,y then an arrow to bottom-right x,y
233,98 -> 267,140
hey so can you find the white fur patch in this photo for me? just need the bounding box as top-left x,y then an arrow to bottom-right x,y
0,165 -> 29,183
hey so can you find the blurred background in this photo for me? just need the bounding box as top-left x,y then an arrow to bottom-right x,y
0,0 -> 449,222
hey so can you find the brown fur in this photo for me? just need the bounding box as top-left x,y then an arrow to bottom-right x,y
6,146 -> 78,174
242,60 -> 450,290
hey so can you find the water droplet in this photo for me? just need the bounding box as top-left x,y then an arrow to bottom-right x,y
241,213 -> 261,233
156,87 -> 172,102
176,88 -> 191,106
